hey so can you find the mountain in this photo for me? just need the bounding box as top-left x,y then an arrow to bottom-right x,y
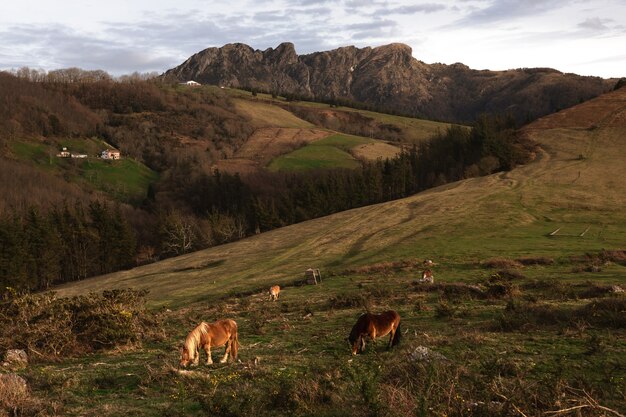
164,42 -> 615,123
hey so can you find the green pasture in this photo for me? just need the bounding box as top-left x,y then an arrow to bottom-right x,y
267,133 -> 375,171
79,158 -> 158,203
8,138 -> 157,204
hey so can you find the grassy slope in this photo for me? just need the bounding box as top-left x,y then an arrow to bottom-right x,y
35,89 -> 626,416
227,87 -> 453,143
8,138 -> 158,204
55,88 -> 626,306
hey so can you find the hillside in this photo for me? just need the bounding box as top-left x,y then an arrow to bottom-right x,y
164,42 -> 615,123
55,87 -> 626,306
27,86 -> 626,417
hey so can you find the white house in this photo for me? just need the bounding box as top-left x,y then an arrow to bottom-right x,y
57,147 -> 70,158
101,149 -> 121,160
181,80 -> 201,87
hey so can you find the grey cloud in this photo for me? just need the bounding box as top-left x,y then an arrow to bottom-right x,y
577,17 -> 613,32
375,3 -> 447,15
346,19 -> 397,31
0,24 -> 180,74
450,0 -> 571,26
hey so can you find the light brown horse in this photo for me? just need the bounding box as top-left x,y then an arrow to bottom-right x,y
180,319 -> 239,367
348,310 -> 401,355
269,285 -> 281,301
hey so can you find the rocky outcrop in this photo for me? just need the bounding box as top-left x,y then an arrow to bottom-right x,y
164,42 -> 614,123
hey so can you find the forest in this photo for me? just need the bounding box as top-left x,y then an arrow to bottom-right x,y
0,70 -> 535,294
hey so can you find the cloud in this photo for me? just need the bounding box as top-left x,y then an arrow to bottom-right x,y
0,24 -> 179,74
577,17 -> 615,32
375,3 -> 447,15
450,0 -> 571,26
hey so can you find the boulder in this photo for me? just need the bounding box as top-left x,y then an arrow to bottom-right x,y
408,346 -> 448,363
2,349 -> 28,369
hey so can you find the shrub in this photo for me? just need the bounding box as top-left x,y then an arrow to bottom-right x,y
516,256 -> 554,266
327,293 -> 369,310
577,298 -> 626,329
490,269 -> 526,281
481,257 -> 523,269
0,289 -> 161,360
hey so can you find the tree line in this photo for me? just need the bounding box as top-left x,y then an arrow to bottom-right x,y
0,68 -> 535,295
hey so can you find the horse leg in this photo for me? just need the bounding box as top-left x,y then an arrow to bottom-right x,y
387,328 -> 395,350
220,339 -> 231,363
192,347 -> 200,366
205,342 -> 213,365
359,336 -> 366,353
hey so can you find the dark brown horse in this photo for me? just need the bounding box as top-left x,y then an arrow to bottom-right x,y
348,310 -> 401,355
180,319 -> 239,367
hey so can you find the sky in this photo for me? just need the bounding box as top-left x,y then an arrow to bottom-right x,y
1,0 -> 625,78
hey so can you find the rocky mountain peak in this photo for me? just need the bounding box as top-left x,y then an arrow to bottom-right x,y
164,42 -> 613,123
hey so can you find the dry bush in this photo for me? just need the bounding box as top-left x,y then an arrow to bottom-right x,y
0,290 -> 162,361
578,282 -> 617,299
343,260 -> 421,275
577,297 -> 626,329
327,293 -> 370,310
515,256 -> 554,266
412,282 -> 485,299
490,269 -> 526,281
493,300 -> 571,331
494,297 -> 625,331
485,282 -> 521,299
571,250 -> 626,266
481,257 -> 524,269
522,279 -> 578,300
0,374 -> 50,417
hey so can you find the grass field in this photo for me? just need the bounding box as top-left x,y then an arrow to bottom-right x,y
221,87 -> 455,144
8,89 -> 626,416
79,158 -> 159,203
8,138 -> 158,204
268,133 -> 394,171
233,98 -> 314,128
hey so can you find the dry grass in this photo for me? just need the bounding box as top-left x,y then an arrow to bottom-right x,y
235,127 -> 330,164
233,99 -> 313,128
481,257 -> 524,269
352,142 -> 401,160
52,87 -> 626,312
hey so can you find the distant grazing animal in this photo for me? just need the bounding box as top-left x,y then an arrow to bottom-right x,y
269,285 -> 281,301
180,319 -> 239,367
423,259 -> 434,267
348,310 -> 401,355
420,269 -> 434,283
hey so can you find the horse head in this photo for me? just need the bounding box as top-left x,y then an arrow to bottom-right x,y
348,331 -> 360,355
179,346 -> 192,368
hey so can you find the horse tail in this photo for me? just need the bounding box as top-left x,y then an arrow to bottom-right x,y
392,322 -> 402,347
231,322 -> 239,361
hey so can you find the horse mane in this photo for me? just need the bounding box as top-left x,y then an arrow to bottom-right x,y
184,322 -> 209,361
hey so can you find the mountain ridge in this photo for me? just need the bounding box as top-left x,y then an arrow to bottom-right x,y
164,42 -> 615,123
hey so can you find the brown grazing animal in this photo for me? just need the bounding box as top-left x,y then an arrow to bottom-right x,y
348,310 -> 401,355
180,319 -> 239,367
269,285 -> 281,301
